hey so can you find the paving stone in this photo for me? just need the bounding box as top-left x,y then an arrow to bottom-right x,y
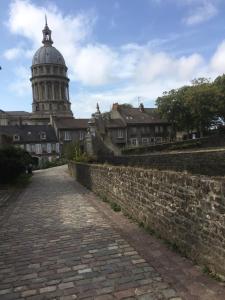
58,282 -> 74,290
40,285 -> 56,293
0,166 -> 223,300
21,289 -> 37,297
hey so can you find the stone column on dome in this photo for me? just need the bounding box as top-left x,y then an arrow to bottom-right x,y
32,84 -> 35,100
66,84 -> 69,101
59,82 -> 62,100
45,82 -> 47,100
52,81 -> 55,100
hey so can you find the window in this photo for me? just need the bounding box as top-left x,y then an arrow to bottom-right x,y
64,131 -> 71,141
117,129 -> 124,138
142,138 -> 149,145
150,137 -> 155,144
31,144 -> 35,153
42,144 -> 47,153
13,134 -> 20,141
35,144 -> 42,154
54,66 -> 58,74
155,137 -> 163,144
40,132 -> 46,140
26,144 -> 31,152
47,143 -> 52,153
159,126 -> 164,133
46,66 -> 50,74
56,143 -> 60,153
130,138 -> 138,146
155,126 -> 159,133
79,131 -> 84,141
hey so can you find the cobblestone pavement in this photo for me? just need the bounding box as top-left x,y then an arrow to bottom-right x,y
0,166 -> 224,300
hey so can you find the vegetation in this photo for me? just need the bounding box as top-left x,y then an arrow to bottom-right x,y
0,146 -> 32,184
156,76 -> 225,137
41,158 -> 66,169
63,142 -> 93,163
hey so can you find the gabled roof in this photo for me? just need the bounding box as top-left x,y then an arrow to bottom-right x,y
118,106 -> 169,125
54,118 -> 88,129
0,125 -> 57,143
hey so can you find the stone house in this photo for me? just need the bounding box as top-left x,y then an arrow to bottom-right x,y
90,103 -> 174,153
0,125 -> 59,166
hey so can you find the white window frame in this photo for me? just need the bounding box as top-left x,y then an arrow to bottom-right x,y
47,143 -> 52,154
142,137 -> 149,145
130,138 -> 138,146
35,144 -> 42,154
79,131 -> 84,141
40,132 -> 46,140
13,134 -> 20,141
64,131 -> 71,141
117,129 -> 124,138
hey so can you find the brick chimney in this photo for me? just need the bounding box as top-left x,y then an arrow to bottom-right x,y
112,103 -> 119,111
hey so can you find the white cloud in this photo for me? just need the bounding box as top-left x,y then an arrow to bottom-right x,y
74,45 -> 117,85
9,66 -> 31,96
210,41 -> 225,74
184,0 -> 218,25
3,47 -> 23,60
4,0 -> 225,118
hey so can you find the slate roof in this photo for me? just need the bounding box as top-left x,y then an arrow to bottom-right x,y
54,118 -> 88,129
118,106 -> 169,125
6,111 -> 31,116
0,125 -> 57,143
105,118 -> 126,128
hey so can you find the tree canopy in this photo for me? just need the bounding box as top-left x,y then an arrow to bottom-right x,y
156,76 -> 225,136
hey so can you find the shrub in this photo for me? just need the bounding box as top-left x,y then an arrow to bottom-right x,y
0,146 -> 32,184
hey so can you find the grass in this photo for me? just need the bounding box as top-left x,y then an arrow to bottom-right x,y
203,266 -> 224,282
110,202 -> 121,212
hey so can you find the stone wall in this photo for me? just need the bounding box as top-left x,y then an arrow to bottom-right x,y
69,161 -> 225,278
96,149 -> 225,177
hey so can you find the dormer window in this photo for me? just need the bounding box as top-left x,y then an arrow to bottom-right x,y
40,132 -> 46,140
13,134 -> 20,141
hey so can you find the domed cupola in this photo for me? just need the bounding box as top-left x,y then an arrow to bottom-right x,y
30,17 -> 73,124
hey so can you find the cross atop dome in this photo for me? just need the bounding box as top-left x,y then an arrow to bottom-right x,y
42,15 -> 53,46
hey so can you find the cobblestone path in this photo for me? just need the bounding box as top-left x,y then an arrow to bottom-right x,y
0,166 -> 224,300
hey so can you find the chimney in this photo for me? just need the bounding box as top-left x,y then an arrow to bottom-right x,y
112,103 -> 119,111
139,103 -> 144,112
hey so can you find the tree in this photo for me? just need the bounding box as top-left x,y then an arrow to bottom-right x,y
156,78 -> 220,136
213,74 -> 225,122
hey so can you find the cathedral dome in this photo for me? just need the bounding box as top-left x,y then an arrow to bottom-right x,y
32,46 -> 65,66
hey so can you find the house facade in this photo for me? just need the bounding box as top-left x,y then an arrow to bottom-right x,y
89,103 -> 174,154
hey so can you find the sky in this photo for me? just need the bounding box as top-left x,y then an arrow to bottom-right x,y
1,0 -> 225,117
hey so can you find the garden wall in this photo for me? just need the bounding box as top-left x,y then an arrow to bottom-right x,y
97,149 -> 225,177
69,161 -> 225,278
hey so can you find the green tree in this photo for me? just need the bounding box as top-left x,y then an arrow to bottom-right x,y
213,74 -> 225,122
156,78 -> 220,136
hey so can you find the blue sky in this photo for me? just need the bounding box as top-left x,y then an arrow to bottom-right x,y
1,0 -> 225,117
